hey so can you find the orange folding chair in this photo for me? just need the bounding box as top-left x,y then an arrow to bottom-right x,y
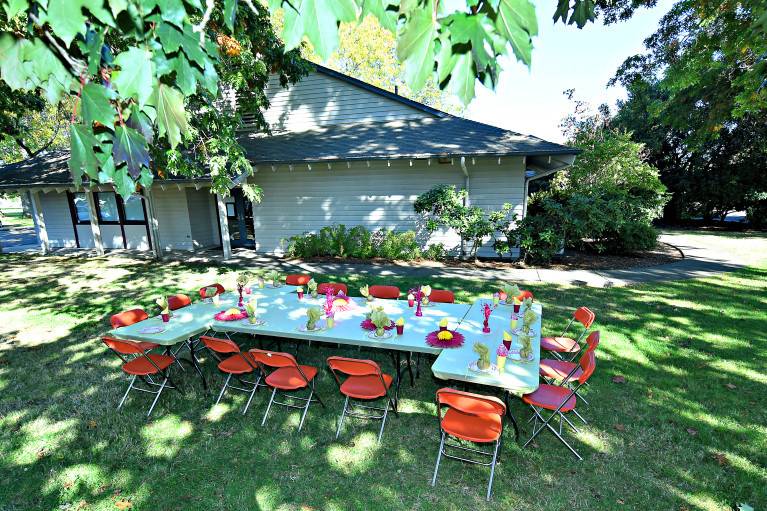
327,356 -> 397,442
286,274 -> 311,286
541,306 -> 596,360
201,336 -> 263,414
522,351 -> 596,460
168,294 -> 192,310
109,309 -> 159,353
249,349 -> 324,430
199,283 -> 225,299
429,289 -> 455,303
431,388 -> 506,501
368,285 -> 401,299
540,331 -> 599,416
517,289 -> 534,301
102,337 -> 182,417
317,282 -> 348,295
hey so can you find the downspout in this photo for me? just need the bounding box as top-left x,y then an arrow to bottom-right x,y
460,156 -> 469,258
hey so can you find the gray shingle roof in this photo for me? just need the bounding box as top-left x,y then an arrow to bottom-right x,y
239,116 -> 578,165
0,151 -> 72,188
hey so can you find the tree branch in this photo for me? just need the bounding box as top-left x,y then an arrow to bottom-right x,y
193,0 -> 216,44
28,13 -> 87,76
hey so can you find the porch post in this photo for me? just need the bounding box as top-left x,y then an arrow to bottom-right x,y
85,190 -> 105,255
216,194 -> 232,260
143,189 -> 163,258
29,190 -> 50,254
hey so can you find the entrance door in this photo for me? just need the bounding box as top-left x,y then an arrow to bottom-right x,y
226,188 -> 255,249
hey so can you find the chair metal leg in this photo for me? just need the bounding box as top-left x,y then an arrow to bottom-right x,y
298,389 -> 314,431
431,431 -> 446,487
336,395 -> 349,439
242,375 -> 261,415
572,407 -> 587,424
377,401 -> 390,443
147,377 -> 168,417
215,374 -> 231,406
261,388 -> 277,426
118,375 -> 136,409
486,439 -> 501,501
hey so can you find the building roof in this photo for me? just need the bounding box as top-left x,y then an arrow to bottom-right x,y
240,116 -> 578,165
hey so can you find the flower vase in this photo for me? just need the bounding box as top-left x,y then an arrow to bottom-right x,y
496,355 -> 507,373
396,324 -> 404,335
408,298 -> 414,307
297,290 -> 304,300
482,318 -> 490,334
237,285 -> 244,307
375,328 -> 385,337
415,300 -> 423,317
161,312 -> 170,323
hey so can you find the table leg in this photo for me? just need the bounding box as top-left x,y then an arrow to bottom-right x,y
187,339 -> 208,390
393,351 -> 403,405
406,352 -> 415,387
504,391 -> 520,441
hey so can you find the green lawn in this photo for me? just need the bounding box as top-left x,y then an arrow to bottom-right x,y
1,211 -> 33,228
0,236 -> 765,510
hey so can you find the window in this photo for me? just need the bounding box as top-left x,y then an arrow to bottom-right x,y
123,195 -> 146,222
226,203 -> 236,216
71,193 -> 90,223
96,192 -> 119,223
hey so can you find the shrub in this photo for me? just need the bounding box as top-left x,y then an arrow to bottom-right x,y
746,194 -> 767,229
422,243 -> 448,261
284,225 -> 424,261
511,214 -> 564,264
607,222 -> 658,252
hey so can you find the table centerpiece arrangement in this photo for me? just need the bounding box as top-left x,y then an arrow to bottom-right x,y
202,285 -> 221,305
395,317 -> 405,335
215,307 -> 248,321
368,307 -> 393,339
360,284 -> 374,303
236,273 -> 248,306
244,298 -> 265,326
468,341 -> 496,373
299,306 -> 324,332
425,323 -> 465,348
156,296 -> 170,323
265,270 -> 282,288
361,306 -> 395,333
307,278 -> 318,298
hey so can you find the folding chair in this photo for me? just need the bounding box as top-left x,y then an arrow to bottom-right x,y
327,356 -> 397,442
249,349 -> 324,431
369,285 -> 401,299
517,289 -> 534,301
539,331 -> 599,414
540,306 -> 596,360
522,351 -> 596,460
429,290 -> 455,304
431,388 -> 506,501
168,294 -> 192,310
199,283 -> 225,299
109,309 -> 159,353
286,274 -> 311,286
102,337 -> 182,417
317,282 -> 348,295
201,336 -> 263,414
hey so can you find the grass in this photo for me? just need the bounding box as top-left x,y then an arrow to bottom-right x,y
0,211 -> 33,228
0,231 -> 765,511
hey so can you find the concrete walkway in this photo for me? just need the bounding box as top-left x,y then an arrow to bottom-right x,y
0,225 -> 39,253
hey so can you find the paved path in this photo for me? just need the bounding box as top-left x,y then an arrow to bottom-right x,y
176,230 -> 763,288
0,225 -> 39,253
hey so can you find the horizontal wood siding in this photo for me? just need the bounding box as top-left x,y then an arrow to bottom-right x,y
186,188 -> 218,248
242,72 -> 431,133
39,192 -> 77,248
249,158 -> 525,255
153,188 -> 194,251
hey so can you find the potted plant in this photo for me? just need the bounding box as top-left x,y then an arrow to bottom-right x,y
266,270 -> 282,287
203,286 -> 220,305
370,308 -> 391,337
156,296 -> 170,322
501,283 -> 520,305
306,306 -> 322,331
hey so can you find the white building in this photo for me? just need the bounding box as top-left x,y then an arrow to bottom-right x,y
0,64 -> 577,259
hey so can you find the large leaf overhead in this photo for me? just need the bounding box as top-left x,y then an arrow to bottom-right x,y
112,47 -> 155,108
80,83 -> 115,129
69,124 -> 101,184
495,0 -> 537,66
113,125 -> 150,179
397,2 -> 437,92
152,83 -> 189,149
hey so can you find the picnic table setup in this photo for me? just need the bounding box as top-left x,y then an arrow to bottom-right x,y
105,273 -> 599,501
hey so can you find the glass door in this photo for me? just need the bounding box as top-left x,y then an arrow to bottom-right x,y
226,188 -> 255,249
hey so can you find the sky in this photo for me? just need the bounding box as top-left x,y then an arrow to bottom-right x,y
464,0 -> 677,143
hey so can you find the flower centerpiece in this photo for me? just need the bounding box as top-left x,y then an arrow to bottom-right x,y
438,318 -> 449,331
360,284 -> 373,302
501,283 -> 520,305
306,306 -> 323,331
370,308 -> 391,338
407,292 -> 415,307
215,307 -> 248,321
307,278 -> 318,298
496,344 -> 509,372
245,298 -> 260,324
482,302 -> 492,333
236,273 -> 248,306
395,316 -> 405,335
266,270 -> 282,288
473,342 -> 491,371
156,296 -> 170,322
420,285 -> 432,305
502,330 -> 513,350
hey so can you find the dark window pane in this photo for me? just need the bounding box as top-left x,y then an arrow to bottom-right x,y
123,195 -> 146,222
72,193 -> 90,222
97,192 -> 119,222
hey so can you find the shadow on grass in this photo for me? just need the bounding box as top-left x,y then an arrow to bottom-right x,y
0,253 -> 765,510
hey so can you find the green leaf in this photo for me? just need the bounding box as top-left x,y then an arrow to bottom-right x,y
83,28 -> 105,75
113,47 -> 155,107
446,12 -> 499,68
158,0 -> 186,27
494,0 -> 537,66
47,0 -> 114,46
80,83 -> 116,128
361,0 -> 397,32
446,52 -> 475,105
552,0 -> 569,24
436,33 -> 457,83
152,83 -> 189,148
69,124 -> 101,185
0,35 -> 32,90
113,125 -> 150,178
113,167 -> 137,199
396,2 -> 437,91
137,168 -> 154,188
156,23 -> 208,65
127,110 -> 154,144
223,0 -> 237,31
108,0 -> 128,17
3,0 -> 28,18
173,54 -> 197,95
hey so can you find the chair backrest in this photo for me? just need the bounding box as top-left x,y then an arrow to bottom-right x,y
369,285 -> 400,299
167,294 -> 191,311
584,331 -> 600,353
110,308 -> 149,328
436,388 -> 506,416
200,335 -> 240,354
249,349 -> 298,369
577,351 -> 597,384
327,356 -> 381,377
317,282 -> 348,295
102,336 -> 145,355
429,289 -> 455,304
199,283 -> 225,298
286,274 -> 311,286
517,290 -> 534,301
573,307 -> 596,329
